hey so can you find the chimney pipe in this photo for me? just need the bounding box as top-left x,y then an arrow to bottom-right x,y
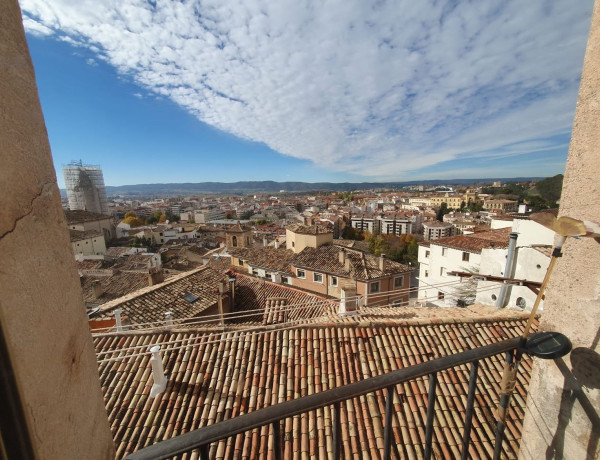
263,237 -> 268,247
92,280 -> 103,299
149,345 -> 167,398
338,248 -> 346,264
379,254 -> 386,271
165,311 -> 174,328
496,232 -> 519,308
114,308 -> 123,332
274,240 -> 279,249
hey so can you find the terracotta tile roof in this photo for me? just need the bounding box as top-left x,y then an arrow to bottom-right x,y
81,271 -> 150,305
65,209 -> 112,224
429,228 -> 512,254
228,247 -> 295,273
227,222 -> 252,233
95,267 -> 224,324
423,221 -> 453,228
69,229 -> 104,242
292,246 -> 411,280
232,274 -> 335,324
333,239 -> 371,253
94,314 -> 536,459
287,224 -> 333,235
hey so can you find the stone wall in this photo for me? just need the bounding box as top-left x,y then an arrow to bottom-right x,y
0,1 -> 114,457
519,2 -> 600,458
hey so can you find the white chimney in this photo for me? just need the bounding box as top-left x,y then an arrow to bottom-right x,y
114,308 -> 123,332
338,249 -> 346,264
379,254 -> 386,271
518,204 -> 527,214
263,237 -> 268,247
274,240 -> 279,249
149,345 -> 167,398
164,311 -> 174,328
339,285 -> 358,315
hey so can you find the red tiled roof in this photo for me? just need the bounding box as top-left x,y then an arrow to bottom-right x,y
65,209 -> 112,224
94,314 -> 536,459
429,228 -> 511,254
287,224 -> 333,235
291,246 -> 411,280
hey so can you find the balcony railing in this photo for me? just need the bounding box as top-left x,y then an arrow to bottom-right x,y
125,336 -> 524,460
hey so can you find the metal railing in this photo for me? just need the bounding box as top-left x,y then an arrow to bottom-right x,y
125,337 -> 523,460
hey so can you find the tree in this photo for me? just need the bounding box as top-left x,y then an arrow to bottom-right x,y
123,216 -> 144,227
436,202 -> 449,221
124,211 -> 137,218
365,232 -> 385,255
341,226 -> 363,240
459,201 -> 466,212
159,214 -> 168,223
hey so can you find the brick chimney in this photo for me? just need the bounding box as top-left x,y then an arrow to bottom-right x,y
92,280 -> 103,299
148,268 -> 165,286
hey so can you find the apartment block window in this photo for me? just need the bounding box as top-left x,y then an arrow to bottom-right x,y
442,248 -> 448,256
440,267 -> 446,276
462,252 -> 470,262
393,277 -> 404,289
425,250 -> 430,258
438,291 -> 445,300
331,276 -> 338,286
370,281 -> 380,294
296,269 -> 306,279
313,272 -> 323,283
425,270 -> 429,278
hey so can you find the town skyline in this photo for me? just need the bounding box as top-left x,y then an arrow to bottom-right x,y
20,0 -> 594,188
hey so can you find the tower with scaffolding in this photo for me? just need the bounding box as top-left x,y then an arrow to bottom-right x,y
62,160 -> 109,215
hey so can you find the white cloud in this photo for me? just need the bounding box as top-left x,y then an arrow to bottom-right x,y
19,0 -> 594,178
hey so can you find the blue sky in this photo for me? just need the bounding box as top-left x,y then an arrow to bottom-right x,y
21,1 -> 594,188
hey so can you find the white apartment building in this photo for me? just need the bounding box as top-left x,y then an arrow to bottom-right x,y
423,221 -> 454,240
194,209 -> 227,223
418,228 -> 511,307
419,216 -> 554,310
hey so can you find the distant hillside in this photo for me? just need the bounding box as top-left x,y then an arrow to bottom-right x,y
87,177 -> 545,196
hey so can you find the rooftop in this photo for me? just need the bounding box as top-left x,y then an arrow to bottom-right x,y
423,228 -> 512,254
228,246 -> 295,273
65,209 -> 112,224
69,229 -> 104,242
292,245 -> 411,280
286,224 -> 333,235
94,311 -> 535,459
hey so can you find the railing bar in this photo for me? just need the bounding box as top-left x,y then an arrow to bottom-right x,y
383,385 -> 394,460
460,361 -> 480,460
423,372 -> 437,460
199,443 -> 209,460
332,402 -> 341,460
493,351 -> 515,460
125,337 -> 521,460
272,421 -> 281,460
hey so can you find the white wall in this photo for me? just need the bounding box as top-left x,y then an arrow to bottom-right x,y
418,243 -> 480,307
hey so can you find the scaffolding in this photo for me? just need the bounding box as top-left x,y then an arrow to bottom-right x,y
62,161 -> 109,215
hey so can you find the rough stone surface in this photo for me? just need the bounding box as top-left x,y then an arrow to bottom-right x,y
0,1 -> 115,458
519,3 -> 600,459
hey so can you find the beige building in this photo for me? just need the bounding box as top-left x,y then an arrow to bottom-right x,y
225,222 -> 253,249
483,199 -> 518,213
65,209 -> 115,241
286,224 -> 333,253
70,230 -> 107,257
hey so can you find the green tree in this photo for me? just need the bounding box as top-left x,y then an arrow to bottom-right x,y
436,202 -> 449,221
124,211 -> 137,218
341,226 -> 363,240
